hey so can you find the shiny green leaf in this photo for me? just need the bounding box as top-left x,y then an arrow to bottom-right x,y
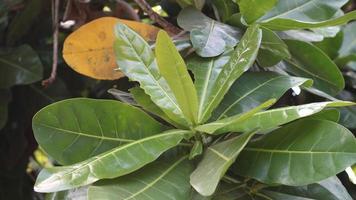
0,44 -> 43,88
283,40 -> 344,96
32,98 -> 167,165
189,140 -> 203,159
178,7 -> 242,57
34,129 -> 192,193
235,0 -> 277,24
156,30 -> 199,125
307,109 -> 340,122
114,23 -> 188,127
211,72 -> 312,121
45,187 -> 88,200
222,101 -> 354,133
190,131 -> 256,196
234,119 -> 356,185
88,155 -> 193,200
336,21 -> 356,69
211,0 -> 237,22
314,31 -> 343,59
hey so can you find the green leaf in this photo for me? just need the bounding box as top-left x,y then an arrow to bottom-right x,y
195,99 -> 275,134
0,89 -> 11,129
234,119 -> 356,186
257,27 -> 291,67
307,109 -> 340,122
235,0 -> 277,24
196,25 -> 262,123
34,129 -> 192,193
178,7 -> 242,57
211,182 -> 251,200
0,44 -> 43,88
211,72 -> 312,121
222,101 -> 354,133
258,0 -> 356,30
262,176 -> 353,200
190,131 -> 256,196
314,31 -> 343,59
336,21 -> 356,69
189,140 -> 203,159
88,155 -> 193,200
176,0 -> 205,10
211,0 -> 237,22
156,30 -> 199,125
283,40 -> 344,96
129,87 -> 181,127
339,107 -> 356,129
114,23 -> 188,127
107,88 -> 137,106
45,187 -> 88,200
32,98 -> 167,165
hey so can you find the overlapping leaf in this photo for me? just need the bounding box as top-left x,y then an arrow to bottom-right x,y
34,129 -> 192,193
32,98 -> 167,165
211,0 -> 237,22
234,0 -> 277,24
234,119 -> 356,186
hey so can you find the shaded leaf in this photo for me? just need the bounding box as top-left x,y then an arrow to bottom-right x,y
307,109 -> 340,122
63,17 -> 160,80
234,119 -> 356,186
314,31 -> 343,59
0,44 -> 43,88
0,89 -> 11,129
156,30 -> 198,125
189,140 -> 203,159
107,88 -> 138,106
190,131 -> 256,196
32,98 -> 167,165
34,129 -> 193,193
178,7 -> 242,57
211,0 -> 237,22
235,0 -> 277,24
114,23 -> 188,127
88,155 -> 193,200
336,21 -> 356,69
176,0 -> 205,10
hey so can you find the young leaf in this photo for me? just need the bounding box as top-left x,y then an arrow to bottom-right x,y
222,101 -> 355,133
283,40 -> 345,96
211,72 -> 312,121
114,23 -> 188,127
234,0 -> 277,24
63,17 -> 160,80
34,129 -> 193,193
88,155 -> 193,200
189,140 -> 203,159
32,98 -> 167,165
234,119 -> 356,186
197,25 -> 262,123
190,131 -> 257,196
156,30 -> 199,125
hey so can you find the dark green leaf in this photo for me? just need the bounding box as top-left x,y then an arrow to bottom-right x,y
235,0 -> 277,24
178,7 -> 242,57
114,23 -> 188,127
32,98 -> 167,165
234,119 -> 356,186
0,89 -> 11,129
107,88 -> 138,106
176,0 -> 205,10
0,44 -> 43,88
211,0 -> 237,22
307,109 -> 340,122
34,129 -> 193,193
336,21 -> 356,69
314,31 -> 343,59
190,131 -> 256,196
189,140 -> 203,159
88,155 -> 193,200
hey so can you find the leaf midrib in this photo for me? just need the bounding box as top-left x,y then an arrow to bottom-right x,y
0,57 -> 39,78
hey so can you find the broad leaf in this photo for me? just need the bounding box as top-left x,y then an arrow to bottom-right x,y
222,101 -> 354,133
211,72 -> 312,121
45,187 -> 88,200
114,23 -> 188,127
32,98 -> 167,165
196,25 -> 262,123
257,27 -> 291,67
0,44 -> 43,88
235,0 -> 277,24
234,119 -> 356,186
337,21 -> 356,69
195,99 -> 275,134
34,129 -> 192,193
283,40 -> 344,96
211,0 -> 237,22
63,17 -> 160,80
156,30 -> 199,125
308,109 -> 340,122
0,89 -> 11,129
178,7 -> 242,57
88,155 -> 193,200
190,131 -> 256,196
314,31 -> 343,59
262,176 -> 353,200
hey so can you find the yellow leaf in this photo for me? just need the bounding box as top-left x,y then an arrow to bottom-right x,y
63,17 -> 160,80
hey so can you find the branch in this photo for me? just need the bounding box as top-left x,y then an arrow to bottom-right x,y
42,0 -> 59,87
132,0 -> 182,34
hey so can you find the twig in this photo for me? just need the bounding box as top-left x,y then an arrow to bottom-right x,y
132,0 -> 182,34
42,0 -> 59,87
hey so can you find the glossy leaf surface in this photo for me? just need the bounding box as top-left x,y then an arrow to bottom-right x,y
222,101 -> 354,133
114,23 -> 188,126
235,0 -> 277,24
34,129 -> 192,193
234,119 -> 356,185
88,155 -> 193,200
211,0 -> 237,22
190,131 -> 256,196
32,98 -> 167,165
0,44 -> 43,88
211,72 -> 311,121
156,30 -> 198,125
178,7 -> 241,57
